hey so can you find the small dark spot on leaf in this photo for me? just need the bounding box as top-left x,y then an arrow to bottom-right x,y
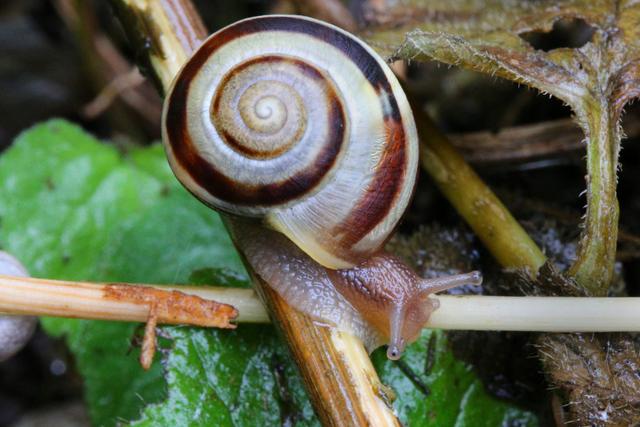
46,177 -> 55,190
271,354 -> 301,427
127,324 -> 146,355
424,333 -> 437,375
160,185 -> 170,197
519,18 -> 595,52
394,359 -> 431,396
61,254 -> 70,265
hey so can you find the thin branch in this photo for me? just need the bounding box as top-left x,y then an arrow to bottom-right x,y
431,295 -> 640,332
415,104 -> 547,275
0,274 -> 240,327
54,0 -> 161,137
82,67 -> 146,118
2,275 -> 640,332
449,110 -> 639,167
448,118 -> 584,165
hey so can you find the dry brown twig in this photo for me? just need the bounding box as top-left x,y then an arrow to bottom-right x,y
448,112 -> 640,167
82,67 -> 146,119
53,0 -> 162,134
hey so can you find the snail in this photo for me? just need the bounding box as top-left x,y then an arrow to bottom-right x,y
162,15 -> 481,359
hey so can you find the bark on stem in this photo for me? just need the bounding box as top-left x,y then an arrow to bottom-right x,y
109,1 -> 399,424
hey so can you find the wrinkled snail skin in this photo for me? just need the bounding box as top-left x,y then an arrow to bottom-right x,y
162,14 -> 419,269
327,259 -> 482,359
233,222 -> 385,351
162,15 -> 482,359
234,221 -> 482,359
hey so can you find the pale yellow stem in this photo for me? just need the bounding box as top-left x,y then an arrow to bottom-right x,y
2,275 -> 639,333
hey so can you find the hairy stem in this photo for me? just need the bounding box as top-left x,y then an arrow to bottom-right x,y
568,98 -> 620,295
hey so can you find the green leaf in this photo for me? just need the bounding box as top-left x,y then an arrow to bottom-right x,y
132,325 -> 316,427
0,120 -> 536,426
372,330 -> 537,427
0,120 -> 316,426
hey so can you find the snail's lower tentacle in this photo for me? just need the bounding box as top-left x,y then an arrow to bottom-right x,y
386,304 -> 407,360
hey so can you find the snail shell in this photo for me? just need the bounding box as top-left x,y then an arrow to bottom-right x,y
162,15 -> 419,269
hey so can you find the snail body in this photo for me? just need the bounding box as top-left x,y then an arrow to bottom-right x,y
162,15 -> 481,359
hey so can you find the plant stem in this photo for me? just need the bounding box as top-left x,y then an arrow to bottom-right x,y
415,106 -> 547,275
0,274 -> 242,326
568,98 -> 620,295
2,275 -> 640,332
109,0 -> 206,92
109,1 -> 400,424
251,275 -> 400,426
431,295 -> 640,331
447,112 -> 640,166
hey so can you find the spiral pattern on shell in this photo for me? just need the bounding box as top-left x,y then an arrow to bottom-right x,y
162,15 -> 418,269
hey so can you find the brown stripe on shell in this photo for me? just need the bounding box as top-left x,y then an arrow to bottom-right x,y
164,51 -> 345,206
202,16 -> 397,96
218,130 -> 297,159
330,96 -> 407,259
226,16 -> 411,251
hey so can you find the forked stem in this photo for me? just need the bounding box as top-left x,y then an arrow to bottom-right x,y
568,100 -> 620,295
